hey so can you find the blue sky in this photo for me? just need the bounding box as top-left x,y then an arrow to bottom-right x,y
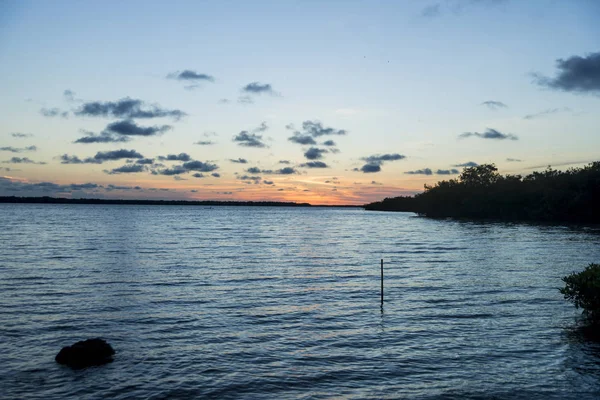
1,0 -> 599,204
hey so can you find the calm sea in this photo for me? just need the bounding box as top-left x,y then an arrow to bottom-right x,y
1,204 -> 600,399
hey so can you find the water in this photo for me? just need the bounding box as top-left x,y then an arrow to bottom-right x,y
1,204 -> 600,399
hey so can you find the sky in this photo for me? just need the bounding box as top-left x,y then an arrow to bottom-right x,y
0,0 -> 599,205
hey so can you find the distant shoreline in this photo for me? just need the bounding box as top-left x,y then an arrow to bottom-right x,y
0,196 -> 362,208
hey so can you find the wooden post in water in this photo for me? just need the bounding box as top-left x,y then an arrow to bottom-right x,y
380,259 -> 384,305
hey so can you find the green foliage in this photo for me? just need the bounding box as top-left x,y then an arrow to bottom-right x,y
560,264 -> 600,323
364,161 -> 600,222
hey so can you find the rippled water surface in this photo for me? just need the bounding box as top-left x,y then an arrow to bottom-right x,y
2,204 -> 600,399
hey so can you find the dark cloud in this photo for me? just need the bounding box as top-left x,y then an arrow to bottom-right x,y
211,172 -> 220,178
277,167 -> 297,175
192,173 -> 205,178
136,158 -> 155,165
436,169 -> 460,175
405,168 -> 459,175
194,140 -> 215,145
242,82 -> 276,95
40,108 -> 69,118
481,100 -> 507,110
3,157 -> 46,165
168,70 -> 215,82
74,131 -> 130,144
454,161 -> 478,167
534,52 -> 600,94
95,149 -> 144,161
459,128 -> 518,140
0,146 -> 37,153
363,154 -> 406,164
288,134 -> 317,145
322,140 -> 336,146
75,97 -> 186,120
405,168 -> 433,175
506,158 -> 522,162
158,153 -> 191,162
246,167 -> 261,174
523,107 -> 571,120
301,120 -> 347,137
60,149 -> 144,164
104,164 -> 146,174
360,163 -> 381,173
105,120 -> 171,136
300,161 -> 328,168
11,133 -> 33,138
238,175 -> 262,182
230,158 -> 248,164
304,147 -> 328,160
106,184 -> 141,191
233,131 -> 267,148
263,180 -> 274,185
156,166 -> 188,176
279,160 -> 291,164
182,160 -> 218,172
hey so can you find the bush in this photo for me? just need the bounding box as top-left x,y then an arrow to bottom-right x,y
560,263 -> 600,323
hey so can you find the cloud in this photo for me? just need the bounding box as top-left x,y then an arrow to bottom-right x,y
436,169 -> 460,175
360,163 -> 381,173
233,123 -> 268,148
182,160 -> 219,172
60,149 -> 144,164
454,161 -> 478,167
322,140 -> 336,146
301,120 -> 347,137
238,175 -> 262,183
506,158 -> 522,162
405,168 -> 459,175
229,158 -> 248,164
167,70 -> 215,82
136,158 -> 155,164
74,131 -> 130,144
263,180 -> 274,185
192,173 -> 205,178
362,153 -> 406,164
242,82 -> 277,95
75,97 -> 186,120
246,167 -> 261,174
421,3 -> 441,17
158,153 -> 191,162
279,160 -> 291,164
63,89 -> 77,102
0,146 -> 37,153
105,120 -> 171,136
3,157 -> 46,164
459,128 -> 518,140
0,177 -> 108,196
533,52 -> 600,94
523,107 -> 571,120
40,108 -> 69,118
156,166 -> 188,175
300,161 -> 328,168
288,134 -> 317,145
104,164 -> 147,174
211,172 -> 220,178
304,147 -> 328,160
11,133 -> 33,138
277,167 -> 297,175
194,140 -> 215,145
237,95 -> 254,104
481,100 -> 507,110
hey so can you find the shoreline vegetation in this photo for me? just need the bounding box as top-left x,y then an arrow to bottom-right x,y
365,162 -> 600,224
0,196 -> 361,208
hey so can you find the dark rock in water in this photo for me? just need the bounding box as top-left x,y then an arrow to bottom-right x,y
55,338 -> 115,368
